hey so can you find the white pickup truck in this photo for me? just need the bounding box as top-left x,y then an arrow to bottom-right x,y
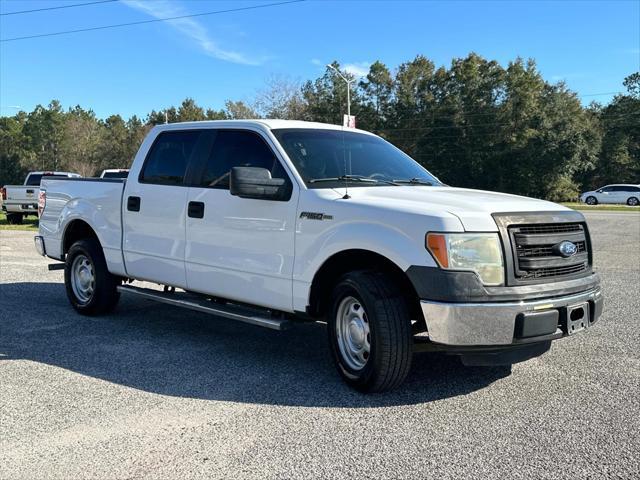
2,171 -> 80,224
35,120 -> 603,392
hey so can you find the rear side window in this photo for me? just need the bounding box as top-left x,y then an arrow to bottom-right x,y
27,174 -> 72,185
26,174 -> 42,186
612,185 -> 639,192
102,171 -> 128,179
198,130 -> 287,188
140,131 -> 201,185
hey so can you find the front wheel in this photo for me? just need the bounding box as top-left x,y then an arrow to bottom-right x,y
627,197 -> 639,206
328,270 -> 412,392
585,196 -> 598,206
65,238 -> 120,315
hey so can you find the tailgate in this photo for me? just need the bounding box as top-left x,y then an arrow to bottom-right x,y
6,185 -> 38,202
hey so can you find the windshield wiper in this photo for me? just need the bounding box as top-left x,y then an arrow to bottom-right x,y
393,177 -> 434,186
309,175 -> 399,186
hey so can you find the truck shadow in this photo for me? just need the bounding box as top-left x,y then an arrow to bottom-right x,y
0,282 -> 510,407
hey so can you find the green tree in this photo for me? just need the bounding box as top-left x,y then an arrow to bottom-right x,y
97,115 -> 132,170
0,113 -> 30,185
21,101 -> 65,171
60,106 -> 103,176
177,98 -> 206,122
358,61 -> 394,131
586,72 -> 640,188
224,100 -> 258,119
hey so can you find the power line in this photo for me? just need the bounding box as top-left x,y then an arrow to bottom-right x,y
1,0 -> 118,16
579,91 -> 624,97
0,0 -> 305,42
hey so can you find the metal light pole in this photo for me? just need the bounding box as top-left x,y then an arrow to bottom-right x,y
327,64 -> 353,119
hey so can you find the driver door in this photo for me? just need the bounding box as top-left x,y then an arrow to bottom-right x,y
184,128 -> 299,312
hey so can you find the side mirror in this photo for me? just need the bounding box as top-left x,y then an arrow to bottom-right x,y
596,189 -> 602,193
230,166 -> 288,201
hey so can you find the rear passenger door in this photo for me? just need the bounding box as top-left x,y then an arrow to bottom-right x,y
184,128 -> 298,312
122,130 -> 207,288
611,186 -> 629,204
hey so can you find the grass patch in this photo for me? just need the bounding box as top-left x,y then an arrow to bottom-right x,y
561,202 -> 640,212
0,211 -> 39,231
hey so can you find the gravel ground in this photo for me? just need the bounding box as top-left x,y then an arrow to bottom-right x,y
1,212 -> 639,479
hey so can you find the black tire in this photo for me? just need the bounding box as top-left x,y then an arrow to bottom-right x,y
64,238 -> 120,315
6,213 -> 23,224
327,270 -> 412,393
627,197 -> 639,206
585,196 -> 598,206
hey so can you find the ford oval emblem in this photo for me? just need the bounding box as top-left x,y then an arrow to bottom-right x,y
558,241 -> 578,257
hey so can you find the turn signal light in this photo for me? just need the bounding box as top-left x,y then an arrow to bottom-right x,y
426,233 -> 449,268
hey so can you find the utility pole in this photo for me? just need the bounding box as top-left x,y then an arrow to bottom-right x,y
327,64 -> 354,125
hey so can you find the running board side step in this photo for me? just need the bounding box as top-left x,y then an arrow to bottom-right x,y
117,285 -> 291,331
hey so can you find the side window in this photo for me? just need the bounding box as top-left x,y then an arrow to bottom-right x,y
600,186 -> 612,192
199,130 -> 287,188
140,130 -> 201,185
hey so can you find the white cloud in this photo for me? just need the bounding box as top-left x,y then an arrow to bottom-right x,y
343,62 -> 370,78
121,0 -> 263,66
310,58 -> 323,66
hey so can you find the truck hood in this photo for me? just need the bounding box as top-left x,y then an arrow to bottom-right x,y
336,186 -> 570,231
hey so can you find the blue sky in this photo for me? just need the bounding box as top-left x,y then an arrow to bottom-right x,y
1,0 -> 639,119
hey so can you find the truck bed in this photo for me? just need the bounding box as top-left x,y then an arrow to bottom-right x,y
39,178 -> 126,275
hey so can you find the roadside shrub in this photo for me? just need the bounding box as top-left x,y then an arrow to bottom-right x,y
545,175 -> 580,202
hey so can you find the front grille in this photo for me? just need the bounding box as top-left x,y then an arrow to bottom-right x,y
517,240 -> 587,258
508,222 -> 591,282
526,263 -> 588,279
517,224 -> 583,235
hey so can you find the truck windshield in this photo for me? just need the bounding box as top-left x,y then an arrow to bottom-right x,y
271,128 -> 441,188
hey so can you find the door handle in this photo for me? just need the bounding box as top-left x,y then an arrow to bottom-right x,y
188,201 -> 205,219
127,196 -> 141,212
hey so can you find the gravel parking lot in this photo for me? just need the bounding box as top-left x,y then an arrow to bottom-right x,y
1,212 -> 639,479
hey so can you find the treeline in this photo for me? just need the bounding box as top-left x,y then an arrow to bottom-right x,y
1,53 -> 638,200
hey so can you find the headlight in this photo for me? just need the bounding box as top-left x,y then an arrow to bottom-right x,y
426,232 -> 504,286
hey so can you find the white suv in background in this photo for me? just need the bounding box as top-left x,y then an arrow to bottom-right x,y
580,184 -> 640,206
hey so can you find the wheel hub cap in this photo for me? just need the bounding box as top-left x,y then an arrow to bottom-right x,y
336,296 -> 371,371
71,254 -> 95,304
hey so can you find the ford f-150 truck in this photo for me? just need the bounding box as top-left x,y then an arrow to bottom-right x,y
35,120 -> 603,392
2,171 -> 80,224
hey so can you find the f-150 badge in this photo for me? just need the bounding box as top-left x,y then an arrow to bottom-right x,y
300,212 -> 333,221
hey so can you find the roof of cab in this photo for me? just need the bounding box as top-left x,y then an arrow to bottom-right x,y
153,119 -> 375,136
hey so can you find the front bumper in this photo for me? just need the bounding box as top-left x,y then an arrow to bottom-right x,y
420,286 -> 603,346
34,235 -> 46,256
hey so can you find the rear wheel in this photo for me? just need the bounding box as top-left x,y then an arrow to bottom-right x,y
65,238 -> 120,315
627,197 -> 639,206
6,213 -> 23,224
585,196 -> 598,205
328,270 -> 412,392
